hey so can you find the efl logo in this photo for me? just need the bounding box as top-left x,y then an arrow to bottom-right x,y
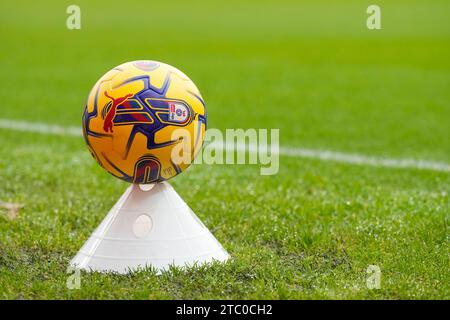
169,102 -> 189,123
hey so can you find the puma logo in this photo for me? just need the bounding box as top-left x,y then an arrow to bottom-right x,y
103,91 -> 133,132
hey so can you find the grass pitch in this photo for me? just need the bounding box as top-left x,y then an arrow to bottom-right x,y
0,0 -> 449,299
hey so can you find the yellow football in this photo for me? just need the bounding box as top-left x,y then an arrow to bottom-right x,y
82,60 -> 206,184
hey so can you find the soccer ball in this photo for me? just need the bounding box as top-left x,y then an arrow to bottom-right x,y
82,60 -> 206,184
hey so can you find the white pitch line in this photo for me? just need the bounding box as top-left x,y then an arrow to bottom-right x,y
0,119 -> 81,137
277,147 -> 450,173
0,118 -> 449,173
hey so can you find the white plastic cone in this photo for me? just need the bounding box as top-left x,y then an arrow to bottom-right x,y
70,182 -> 229,274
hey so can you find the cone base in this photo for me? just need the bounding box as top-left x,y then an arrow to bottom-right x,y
70,182 -> 229,274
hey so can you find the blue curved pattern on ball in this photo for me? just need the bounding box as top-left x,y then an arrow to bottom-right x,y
101,152 -> 133,183
117,74 -> 189,159
84,81 -> 114,139
188,90 -> 205,107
